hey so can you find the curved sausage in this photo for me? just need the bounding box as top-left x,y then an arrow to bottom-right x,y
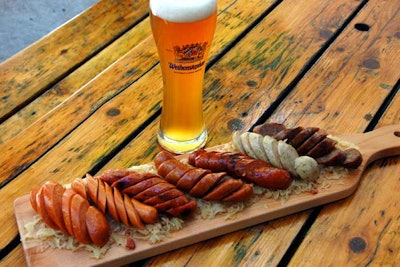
190,150 -> 292,190
85,206 -> 110,247
131,198 -> 158,224
104,181 -> 119,223
98,169 -> 139,184
31,181 -> 111,246
253,122 -> 362,168
29,185 -> 40,212
35,186 -> 59,230
155,151 -> 254,201
70,194 -> 91,244
99,170 -> 196,217
62,189 -> 76,236
113,186 -> 130,227
71,178 -> 87,199
123,194 -> 145,229
42,181 -> 68,234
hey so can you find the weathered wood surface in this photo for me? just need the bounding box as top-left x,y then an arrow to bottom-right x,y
1,0 -> 399,265
0,0 -> 279,255
0,0 -> 149,121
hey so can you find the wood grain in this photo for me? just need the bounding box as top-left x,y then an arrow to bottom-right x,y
14,126 -> 400,266
0,0 -> 149,120
0,0 -> 279,252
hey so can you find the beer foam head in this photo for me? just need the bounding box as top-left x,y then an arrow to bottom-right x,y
150,0 -> 217,23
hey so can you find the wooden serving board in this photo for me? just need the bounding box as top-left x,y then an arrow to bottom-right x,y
14,125 -> 400,267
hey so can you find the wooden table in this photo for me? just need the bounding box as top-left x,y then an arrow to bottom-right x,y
1,0 -> 399,266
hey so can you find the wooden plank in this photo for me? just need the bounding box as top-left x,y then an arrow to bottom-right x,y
0,0 -> 149,120
1,0 -> 278,252
0,244 -> 27,267
0,18 -> 152,144
98,0 -> 368,265
14,127 -> 400,266
268,0 -> 400,132
271,0 -> 400,266
289,96 -> 400,266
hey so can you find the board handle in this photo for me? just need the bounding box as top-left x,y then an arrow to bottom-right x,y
339,124 -> 400,165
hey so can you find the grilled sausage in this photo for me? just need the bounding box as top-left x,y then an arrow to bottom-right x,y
30,182 -> 111,247
80,175 -> 157,228
97,169 -> 196,218
252,122 -> 362,168
188,149 -> 292,190
85,206 -> 110,247
42,181 -> 68,234
155,151 -> 254,202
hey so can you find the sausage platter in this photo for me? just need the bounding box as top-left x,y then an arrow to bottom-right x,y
14,124 -> 400,267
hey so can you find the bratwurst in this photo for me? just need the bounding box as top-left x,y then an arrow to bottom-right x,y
188,149 -> 292,190
154,151 -> 253,202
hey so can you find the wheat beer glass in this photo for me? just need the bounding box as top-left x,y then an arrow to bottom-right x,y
150,0 -> 217,154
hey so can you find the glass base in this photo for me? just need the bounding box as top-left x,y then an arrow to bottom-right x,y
157,129 -> 207,154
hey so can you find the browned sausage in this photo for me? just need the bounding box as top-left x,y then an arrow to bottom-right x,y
203,179 -> 243,201
223,183 -> 254,202
85,206 -> 110,247
97,179 -> 107,214
98,169 -> 139,184
142,188 -> 184,206
99,169 -> 197,217
188,172 -> 226,197
155,151 -> 254,201
30,185 -> 40,212
31,181 -> 111,246
306,137 -> 337,158
35,186 -> 59,230
104,181 -> 119,223
297,130 -> 327,155
42,181 -> 68,234
86,173 -> 98,204
113,187 -> 130,227
123,194 -> 145,229
343,148 -> 363,168
166,200 -> 197,218
86,175 -> 158,227
290,127 -> 320,148
70,194 -> 91,244
190,150 -> 292,190
62,189 -> 76,236
253,122 -> 362,168
71,178 -> 87,199
131,198 -> 158,224
253,122 -> 286,136
111,172 -> 158,191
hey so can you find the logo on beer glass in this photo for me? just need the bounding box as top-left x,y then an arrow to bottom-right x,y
173,42 -> 208,63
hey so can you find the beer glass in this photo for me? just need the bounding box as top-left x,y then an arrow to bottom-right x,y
150,0 -> 217,154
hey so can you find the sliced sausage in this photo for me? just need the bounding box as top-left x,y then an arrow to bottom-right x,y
30,185 -> 40,212
104,181 -> 119,223
343,148 -> 363,168
131,198 -> 158,224
289,127 -> 319,148
253,122 -> 286,136
297,130 -> 327,155
123,194 -> 145,229
113,187 -> 130,227
35,186 -> 59,230
42,181 -> 67,233
85,206 -> 110,247
203,179 -> 243,201
70,194 -> 91,244
62,189 -> 76,236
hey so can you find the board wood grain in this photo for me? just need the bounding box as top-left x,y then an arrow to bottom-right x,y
14,125 -> 400,266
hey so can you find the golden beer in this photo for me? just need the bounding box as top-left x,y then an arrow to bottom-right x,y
150,0 -> 217,154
